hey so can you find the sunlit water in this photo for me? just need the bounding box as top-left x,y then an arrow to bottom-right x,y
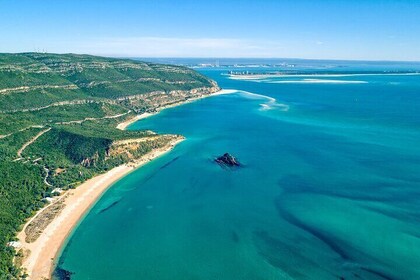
56,63 -> 420,280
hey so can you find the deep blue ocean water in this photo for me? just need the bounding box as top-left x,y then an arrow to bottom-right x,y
56,61 -> 420,280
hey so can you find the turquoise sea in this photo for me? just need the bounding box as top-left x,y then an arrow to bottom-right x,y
55,60 -> 420,280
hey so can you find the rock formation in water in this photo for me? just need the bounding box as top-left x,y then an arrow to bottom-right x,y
215,153 -> 241,167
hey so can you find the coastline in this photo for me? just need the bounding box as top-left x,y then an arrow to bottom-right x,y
116,89 -> 236,130
17,136 -> 184,280
227,72 -> 420,80
16,88 -> 235,280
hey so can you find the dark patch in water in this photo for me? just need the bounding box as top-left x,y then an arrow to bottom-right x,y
231,231 -> 239,243
159,156 -> 180,170
252,230 -> 306,278
139,157 -> 181,184
52,266 -> 74,280
182,177 -> 212,199
360,268 -> 394,280
141,171 -> 158,184
253,230 -> 365,279
274,196 -> 350,261
98,200 -> 120,214
54,234 -> 75,272
278,175 -> 315,193
278,175 -> 396,204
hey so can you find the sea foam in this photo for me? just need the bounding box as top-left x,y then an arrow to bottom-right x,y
269,79 -> 368,84
238,90 -> 289,111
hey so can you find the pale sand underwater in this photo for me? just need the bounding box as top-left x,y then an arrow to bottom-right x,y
56,68 -> 420,280
18,88 -> 237,280
117,89 -> 236,130
17,137 -> 184,280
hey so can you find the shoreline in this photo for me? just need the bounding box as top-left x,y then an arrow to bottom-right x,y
227,72 -> 420,80
17,136 -> 184,280
116,89 -> 236,130
16,87 -> 236,280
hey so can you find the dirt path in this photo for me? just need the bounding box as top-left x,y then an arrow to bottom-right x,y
55,110 -> 131,125
17,128 -> 51,158
17,137 -> 184,280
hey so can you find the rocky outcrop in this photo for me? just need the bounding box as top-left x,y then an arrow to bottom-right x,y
215,153 -> 241,167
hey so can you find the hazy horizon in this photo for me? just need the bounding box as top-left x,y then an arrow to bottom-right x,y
3,52 -> 420,64
1,0 -> 420,61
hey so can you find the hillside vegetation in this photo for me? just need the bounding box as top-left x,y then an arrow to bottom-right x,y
0,53 -> 219,279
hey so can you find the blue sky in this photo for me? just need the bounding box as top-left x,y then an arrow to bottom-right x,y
1,0 -> 420,60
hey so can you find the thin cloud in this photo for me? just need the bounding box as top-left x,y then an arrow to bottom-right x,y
53,37 -> 287,58
16,36 -> 419,61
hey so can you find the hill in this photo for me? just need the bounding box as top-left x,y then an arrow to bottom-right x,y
0,53 -> 219,278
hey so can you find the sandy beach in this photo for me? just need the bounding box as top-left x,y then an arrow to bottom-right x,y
227,73 -> 420,81
16,88 -> 235,280
116,89 -> 236,130
17,136 -> 184,280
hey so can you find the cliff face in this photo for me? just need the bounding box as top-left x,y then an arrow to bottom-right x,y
0,53 -> 218,123
121,84 -> 220,113
0,53 -> 219,187
0,53 -> 219,278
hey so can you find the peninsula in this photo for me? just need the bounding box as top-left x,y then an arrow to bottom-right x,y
0,53 -> 222,279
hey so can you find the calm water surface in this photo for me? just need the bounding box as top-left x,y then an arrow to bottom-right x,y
56,64 -> 420,280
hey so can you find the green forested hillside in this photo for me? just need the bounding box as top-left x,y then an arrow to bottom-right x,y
0,53 -> 218,279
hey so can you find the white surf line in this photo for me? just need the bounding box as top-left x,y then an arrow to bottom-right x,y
238,90 -> 276,102
279,72 -> 420,77
116,89 -> 238,130
228,72 -> 420,80
237,90 -> 289,111
269,79 -> 368,84
230,76 -> 369,84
